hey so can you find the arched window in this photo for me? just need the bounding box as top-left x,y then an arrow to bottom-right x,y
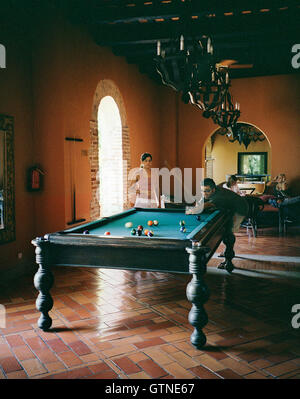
98,96 -> 123,217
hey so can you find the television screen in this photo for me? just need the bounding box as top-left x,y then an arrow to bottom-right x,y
238,152 -> 268,175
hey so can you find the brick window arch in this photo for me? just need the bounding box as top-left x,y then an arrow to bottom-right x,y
89,80 -> 131,220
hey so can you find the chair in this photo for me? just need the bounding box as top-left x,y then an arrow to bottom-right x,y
242,195 -> 265,237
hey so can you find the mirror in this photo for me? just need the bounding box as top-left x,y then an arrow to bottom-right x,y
0,114 -> 15,244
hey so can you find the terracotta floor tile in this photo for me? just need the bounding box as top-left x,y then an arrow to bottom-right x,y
244,371 -> 269,379
45,361 -> 66,372
162,362 -> 195,379
6,370 -> 28,379
220,357 -> 255,375
142,347 -> 174,366
113,356 -> 141,374
88,361 -> 111,374
51,366 -> 93,379
128,371 -> 151,379
169,351 -> 200,368
80,353 -> 99,363
217,368 -> 244,379
85,369 -> 118,379
138,358 -> 168,378
58,351 -> 83,367
21,358 -> 47,377
134,337 -> 166,349
46,338 -> 70,353
5,334 -> 25,347
264,360 -> 300,377
1,228 -> 300,379
68,340 -> 92,356
0,356 -> 22,373
34,349 -> 58,364
190,365 -> 222,379
0,343 -> 13,359
12,345 -> 36,361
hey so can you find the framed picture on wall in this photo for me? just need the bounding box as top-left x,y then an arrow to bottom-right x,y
238,152 -> 268,176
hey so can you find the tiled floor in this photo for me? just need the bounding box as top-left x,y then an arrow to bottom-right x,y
0,226 -> 300,380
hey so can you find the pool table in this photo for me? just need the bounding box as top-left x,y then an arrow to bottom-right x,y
32,207 -> 234,349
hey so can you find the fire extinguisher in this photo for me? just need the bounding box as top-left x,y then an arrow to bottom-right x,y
27,166 -> 45,191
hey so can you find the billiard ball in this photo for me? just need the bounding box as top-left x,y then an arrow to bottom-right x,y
137,229 -> 142,236
147,220 -> 153,226
104,231 -> 110,236
125,222 -> 133,228
83,230 -> 90,234
179,220 -> 185,226
147,231 -> 154,237
144,229 -> 149,236
196,215 -> 201,221
153,220 -> 159,226
131,229 -> 136,235
180,226 -> 186,233
137,225 -> 143,231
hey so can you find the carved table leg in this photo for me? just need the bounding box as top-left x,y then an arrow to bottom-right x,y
186,246 -> 210,349
218,231 -> 235,273
32,237 -> 54,331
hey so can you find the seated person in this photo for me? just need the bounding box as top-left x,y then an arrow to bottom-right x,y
267,174 -> 300,221
223,174 -> 245,196
186,178 -> 249,271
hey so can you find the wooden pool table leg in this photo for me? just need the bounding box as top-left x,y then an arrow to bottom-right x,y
32,237 -> 54,331
186,247 -> 210,349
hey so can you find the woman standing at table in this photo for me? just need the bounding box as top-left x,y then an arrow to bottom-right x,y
128,152 -> 160,208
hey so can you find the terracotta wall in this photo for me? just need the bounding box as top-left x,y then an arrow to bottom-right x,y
160,74 -> 300,194
0,21 -> 35,277
0,8 -> 162,277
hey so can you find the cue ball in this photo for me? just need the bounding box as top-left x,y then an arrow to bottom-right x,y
104,231 -> 110,235
147,220 -> 153,226
125,222 -> 133,228
153,220 -> 159,226
83,230 -> 90,234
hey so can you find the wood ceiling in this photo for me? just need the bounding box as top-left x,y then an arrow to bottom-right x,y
7,1 -> 300,84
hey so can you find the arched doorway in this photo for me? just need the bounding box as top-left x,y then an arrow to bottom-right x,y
204,122 -> 272,192
98,96 -> 123,217
89,80 -> 130,220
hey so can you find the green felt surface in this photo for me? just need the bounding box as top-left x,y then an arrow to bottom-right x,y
81,209 -> 220,240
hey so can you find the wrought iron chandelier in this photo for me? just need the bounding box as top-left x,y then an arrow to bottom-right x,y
216,123 -> 266,149
155,34 -> 230,117
210,85 -> 240,128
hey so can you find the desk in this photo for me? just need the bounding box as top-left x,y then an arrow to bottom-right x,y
32,208 -> 232,349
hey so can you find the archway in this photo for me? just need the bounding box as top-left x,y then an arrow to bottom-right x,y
89,80 -> 130,219
203,122 -> 272,190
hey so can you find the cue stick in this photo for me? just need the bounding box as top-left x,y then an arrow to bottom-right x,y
66,137 -> 86,225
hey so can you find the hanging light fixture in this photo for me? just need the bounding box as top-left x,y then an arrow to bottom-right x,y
211,84 -> 240,128
215,123 -> 266,149
154,34 -> 228,117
